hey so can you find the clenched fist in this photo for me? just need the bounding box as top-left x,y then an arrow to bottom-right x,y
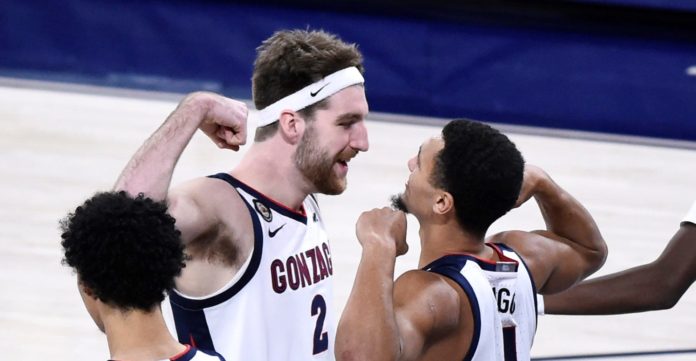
356,207 -> 408,257
182,92 -> 249,151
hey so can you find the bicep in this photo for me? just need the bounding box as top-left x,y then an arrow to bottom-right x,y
498,230 -> 599,294
167,185 -> 218,244
392,308 -> 428,361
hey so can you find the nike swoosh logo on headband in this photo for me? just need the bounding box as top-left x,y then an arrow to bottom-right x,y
310,83 -> 330,97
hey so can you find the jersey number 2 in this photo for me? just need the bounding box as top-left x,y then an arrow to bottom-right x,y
311,294 -> 329,354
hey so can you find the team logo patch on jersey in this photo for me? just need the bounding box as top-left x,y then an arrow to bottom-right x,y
253,199 -> 273,222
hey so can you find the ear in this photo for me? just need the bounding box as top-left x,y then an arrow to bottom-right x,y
433,191 -> 455,216
78,280 -> 97,299
278,110 -> 305,144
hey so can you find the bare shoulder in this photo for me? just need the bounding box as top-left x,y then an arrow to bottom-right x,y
491,229 -> 572,256
490,230 -> 553,255
487,230 -> 559,289
167,175 -> 253,250
167,176 -> 256,295
394,270 -> 464,329
169,176 -> 248,217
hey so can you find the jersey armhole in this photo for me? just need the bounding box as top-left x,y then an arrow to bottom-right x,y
428,267 -> 481,361
168,186 -> 264,310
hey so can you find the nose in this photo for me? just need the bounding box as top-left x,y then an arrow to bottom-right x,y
407,156 -> 416,172
349,121 -> 369,152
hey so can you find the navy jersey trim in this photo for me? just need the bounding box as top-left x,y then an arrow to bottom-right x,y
108,345 -> 226,361
309,193 -> 320,209
170,309 -> 215,354
495,243 -> 539,329
169,346 -> 226,361
210,173 -> 308,224
422,250 -> 517,273
168,192 -> 264,310
171,345 -> 196,361
426,260 -> 481,361
502,327 -> 518,361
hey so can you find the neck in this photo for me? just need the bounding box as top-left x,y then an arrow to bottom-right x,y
233,141 -> 311,210
103,306 -> 186,361
417,221 -> 494,268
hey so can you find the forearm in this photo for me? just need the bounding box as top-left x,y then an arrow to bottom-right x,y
534,177 -> 607,268
336,246 -> 400,361
114,93 -> 211,200
544,262 -> 674,314
547,223 -> 696,314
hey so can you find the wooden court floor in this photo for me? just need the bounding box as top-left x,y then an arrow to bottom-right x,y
1,81 -> 694,360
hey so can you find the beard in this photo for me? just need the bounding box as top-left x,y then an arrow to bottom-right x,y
294,124 -> 351,195
390,193 -> 409,213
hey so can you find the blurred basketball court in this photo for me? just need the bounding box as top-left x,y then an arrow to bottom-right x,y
1,80 -> 694,360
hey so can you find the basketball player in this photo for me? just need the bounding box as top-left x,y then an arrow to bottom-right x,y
113,29 -> 368,360
60,191 -> 224,360
335,119 -> 608,361
544,201 -> 696,314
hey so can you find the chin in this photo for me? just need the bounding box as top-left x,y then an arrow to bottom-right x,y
390,193 -> 409,213
327,182 -> 347,195
315,178 -> 346,195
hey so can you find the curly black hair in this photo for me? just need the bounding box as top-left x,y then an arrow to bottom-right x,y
431,119 -> 525,238
60,191 -> 186,311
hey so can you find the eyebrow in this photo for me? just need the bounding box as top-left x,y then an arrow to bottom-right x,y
335,113 -> 364,124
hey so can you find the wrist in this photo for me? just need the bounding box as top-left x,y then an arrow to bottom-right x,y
174,92 -> 220,132
531,173 -> 556,200
180,92 -> 215,115
361,239 -> 398,258
360,243 -> 397,275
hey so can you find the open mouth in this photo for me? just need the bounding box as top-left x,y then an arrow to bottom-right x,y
334,158 -> 351,176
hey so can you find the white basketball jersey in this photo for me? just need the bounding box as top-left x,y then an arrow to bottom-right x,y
423,243 -> 538,361
162,173 -> 336,361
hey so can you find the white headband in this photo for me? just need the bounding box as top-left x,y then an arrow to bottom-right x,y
256,67 -> 364,127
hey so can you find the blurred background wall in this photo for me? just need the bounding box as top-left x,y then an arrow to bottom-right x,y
2,0 -> 695,141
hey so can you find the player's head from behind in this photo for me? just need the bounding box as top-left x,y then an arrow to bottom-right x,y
60,191 -> 186,331
252,29 -> 369,195
392,119 -> 524,238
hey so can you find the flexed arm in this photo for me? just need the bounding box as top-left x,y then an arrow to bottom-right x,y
498,165 -> 608,294
114,92 -> 248,200
113,92 -> 248,243
336,208 -> 461,361
336,208 -> 407,361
